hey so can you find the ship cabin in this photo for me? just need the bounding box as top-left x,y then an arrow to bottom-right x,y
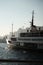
20,27 -> 43,37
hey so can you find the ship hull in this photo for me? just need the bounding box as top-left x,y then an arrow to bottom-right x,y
6,39 -> 43,50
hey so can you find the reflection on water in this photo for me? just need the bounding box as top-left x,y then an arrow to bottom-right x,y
0,43 -> 43,65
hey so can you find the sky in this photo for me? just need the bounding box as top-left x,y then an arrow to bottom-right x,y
0,0 -> 43,36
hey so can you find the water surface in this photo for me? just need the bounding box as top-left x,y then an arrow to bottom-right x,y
0,43 -> 43,65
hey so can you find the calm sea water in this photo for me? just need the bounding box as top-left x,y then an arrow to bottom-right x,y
0,43 -> 43,65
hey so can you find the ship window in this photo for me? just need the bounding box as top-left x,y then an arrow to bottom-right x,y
20,32 -> 43,37
32,39 -> 43,41
27,30 -> 29,32
20,33 -> 25,37
40,32 -> 43,36
11,38 -> 16,41
18,38 -> 31,41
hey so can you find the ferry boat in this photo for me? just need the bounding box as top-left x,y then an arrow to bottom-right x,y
6,11 -> 43,49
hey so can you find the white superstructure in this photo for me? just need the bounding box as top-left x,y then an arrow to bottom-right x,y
6,11 -> 43,49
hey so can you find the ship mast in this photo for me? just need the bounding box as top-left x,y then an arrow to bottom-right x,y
12,23 -> 13,35
31,10 -> 34,26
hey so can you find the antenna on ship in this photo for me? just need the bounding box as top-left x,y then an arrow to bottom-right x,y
31,10 -> 34,26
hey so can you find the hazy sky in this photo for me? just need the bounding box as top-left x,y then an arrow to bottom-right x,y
0,0 -> 43,36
